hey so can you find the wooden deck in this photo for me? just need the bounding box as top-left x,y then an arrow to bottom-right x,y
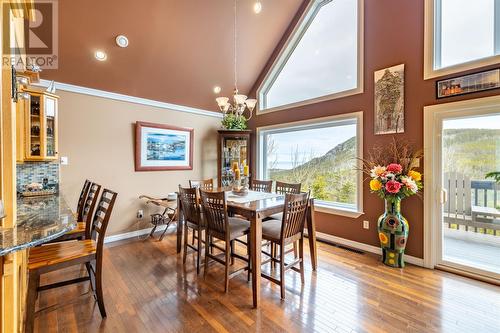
444,228 -> 500,275
32,230 -> 500,333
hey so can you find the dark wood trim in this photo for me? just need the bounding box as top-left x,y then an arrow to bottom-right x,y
135,121 -> 194,172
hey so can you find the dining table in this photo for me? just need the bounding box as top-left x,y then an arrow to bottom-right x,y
176,189 -> 318,308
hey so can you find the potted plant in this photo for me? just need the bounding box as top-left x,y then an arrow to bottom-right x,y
361,139 -> 423,268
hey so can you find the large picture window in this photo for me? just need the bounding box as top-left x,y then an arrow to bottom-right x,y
257,112 -> 363,217
257,0 -> 363,113
425,0 -> 500,78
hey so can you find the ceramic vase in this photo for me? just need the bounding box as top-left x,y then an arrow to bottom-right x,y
377,198 -> 409,268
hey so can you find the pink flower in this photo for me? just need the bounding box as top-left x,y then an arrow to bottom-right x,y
385,180 -> 402,194
386,163 -> 403,174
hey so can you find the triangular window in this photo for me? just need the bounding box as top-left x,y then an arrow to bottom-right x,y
258,0 -> 363,112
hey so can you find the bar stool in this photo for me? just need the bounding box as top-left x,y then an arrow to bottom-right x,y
54,182 -> 101,242
25,189 -> 118,333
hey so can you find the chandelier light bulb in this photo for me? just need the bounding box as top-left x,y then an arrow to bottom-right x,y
254,1 -> 262,14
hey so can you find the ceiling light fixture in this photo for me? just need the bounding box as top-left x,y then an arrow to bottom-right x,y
213,86 -> 222,94
94,50 -> 107,61
115,35 -> 129,48
254,1 -> 262,14
215,0 -> 257,121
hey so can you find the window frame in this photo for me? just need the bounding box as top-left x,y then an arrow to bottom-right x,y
424,0 -> 500,80
256,111 -> 364,218
256,0 -> 364,114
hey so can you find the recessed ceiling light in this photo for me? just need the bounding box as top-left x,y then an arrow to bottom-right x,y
94,50 -> 107,61
254,1 -> 262,14
115,35 -> 129,48
213,86 -> 222,94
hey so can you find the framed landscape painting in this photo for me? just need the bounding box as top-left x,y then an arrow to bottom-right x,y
374,64 -> 405,135
135,121 -> 193,171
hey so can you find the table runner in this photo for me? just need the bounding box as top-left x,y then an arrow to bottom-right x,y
226,190 -> 282,204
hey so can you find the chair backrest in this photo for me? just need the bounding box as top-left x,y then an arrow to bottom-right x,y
76,179 -> 91,221
444,172 -> 472,216
251,179 -> 273,193
199,190 -> 228,239
276,181 -> 301,195
91,189 -> 118,255
178,185 -> 201,226
189,179 -> 214,191
82,183 -> 102,239
281,192 -> 310,241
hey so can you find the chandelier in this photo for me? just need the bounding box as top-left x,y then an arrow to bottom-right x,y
215,0 -> 257,122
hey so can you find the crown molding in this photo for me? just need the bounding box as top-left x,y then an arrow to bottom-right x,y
34,79 -> 223,119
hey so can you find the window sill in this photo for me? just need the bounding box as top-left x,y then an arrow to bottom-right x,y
314,204 -> 364,218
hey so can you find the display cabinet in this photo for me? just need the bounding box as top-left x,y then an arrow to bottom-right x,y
217,130 -> 252,187
17,88 -> 59,161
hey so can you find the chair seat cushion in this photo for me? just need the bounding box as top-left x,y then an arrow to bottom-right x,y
262,219 -> 282,242
28,240 -> 96,271
228,217 -> 250,240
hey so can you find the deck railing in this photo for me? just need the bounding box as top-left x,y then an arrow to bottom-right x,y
471,180 -> 499,208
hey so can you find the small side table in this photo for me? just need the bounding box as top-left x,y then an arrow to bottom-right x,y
139,195 -> 177,241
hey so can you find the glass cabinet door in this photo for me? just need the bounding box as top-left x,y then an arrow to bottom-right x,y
44,96 -> 57,158
220,137 -> 249,186
27,95 -> 42,158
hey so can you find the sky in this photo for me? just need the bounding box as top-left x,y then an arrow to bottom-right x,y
443,114 -> 500,129
267,124 -> 356,169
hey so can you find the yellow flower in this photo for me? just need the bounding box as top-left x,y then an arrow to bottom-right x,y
408,170 -> 422,181
370,179 -> 382,191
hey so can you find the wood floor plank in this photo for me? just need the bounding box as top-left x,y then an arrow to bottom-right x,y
31,230 -> 500,333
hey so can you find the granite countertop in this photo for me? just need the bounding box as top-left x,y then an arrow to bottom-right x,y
0,194 -> 76,256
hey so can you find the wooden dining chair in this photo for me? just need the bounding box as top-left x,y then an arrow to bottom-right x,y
189,179 -> 214,191
250,179 -> 273,193
275,181 -> 301,195
179,186 -> 205,274
189,179 -> 214,245
200,190 -> 251,292
25,189 -> 118,333
53,182 -> 101,242
260,191 -> 310,299
268,181 -> 302,259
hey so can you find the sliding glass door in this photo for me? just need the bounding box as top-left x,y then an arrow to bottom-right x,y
440,113 -> 500,278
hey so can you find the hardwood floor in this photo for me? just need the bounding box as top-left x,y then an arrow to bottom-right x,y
33,231 -> 500,333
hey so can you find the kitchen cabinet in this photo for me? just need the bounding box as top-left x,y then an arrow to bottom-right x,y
17,89 -> 59,162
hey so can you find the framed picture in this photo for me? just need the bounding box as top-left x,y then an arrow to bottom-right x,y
436,68 -> 500,99
135,121 -> 193,171
374,64 -> 405,135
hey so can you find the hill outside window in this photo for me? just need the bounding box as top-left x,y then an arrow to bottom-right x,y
256,112 -> 364,217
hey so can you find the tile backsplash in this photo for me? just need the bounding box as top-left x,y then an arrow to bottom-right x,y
16,162 -> 59,191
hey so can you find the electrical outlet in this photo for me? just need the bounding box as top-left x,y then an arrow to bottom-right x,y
137,210 -> 144,219
363,220 -> 369,229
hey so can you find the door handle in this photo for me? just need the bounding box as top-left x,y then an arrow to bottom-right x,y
440,188 -> 448,205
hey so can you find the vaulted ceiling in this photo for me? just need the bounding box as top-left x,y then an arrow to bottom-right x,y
42,0 -> 304,111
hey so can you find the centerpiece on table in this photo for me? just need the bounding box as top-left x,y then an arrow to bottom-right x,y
230,161 -> 250,196
361,139 -> 423,268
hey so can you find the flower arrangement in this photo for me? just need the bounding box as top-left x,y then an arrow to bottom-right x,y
362,139 -> 423,203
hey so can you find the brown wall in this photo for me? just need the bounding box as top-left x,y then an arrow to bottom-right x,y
57,90 -> 220,236
249,0 -> 500,258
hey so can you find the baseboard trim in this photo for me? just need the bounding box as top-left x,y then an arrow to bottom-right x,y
311,231 -> 424,267
35,80 -> 223,119
104,225 -> 170,244
106,227 -> 425,267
